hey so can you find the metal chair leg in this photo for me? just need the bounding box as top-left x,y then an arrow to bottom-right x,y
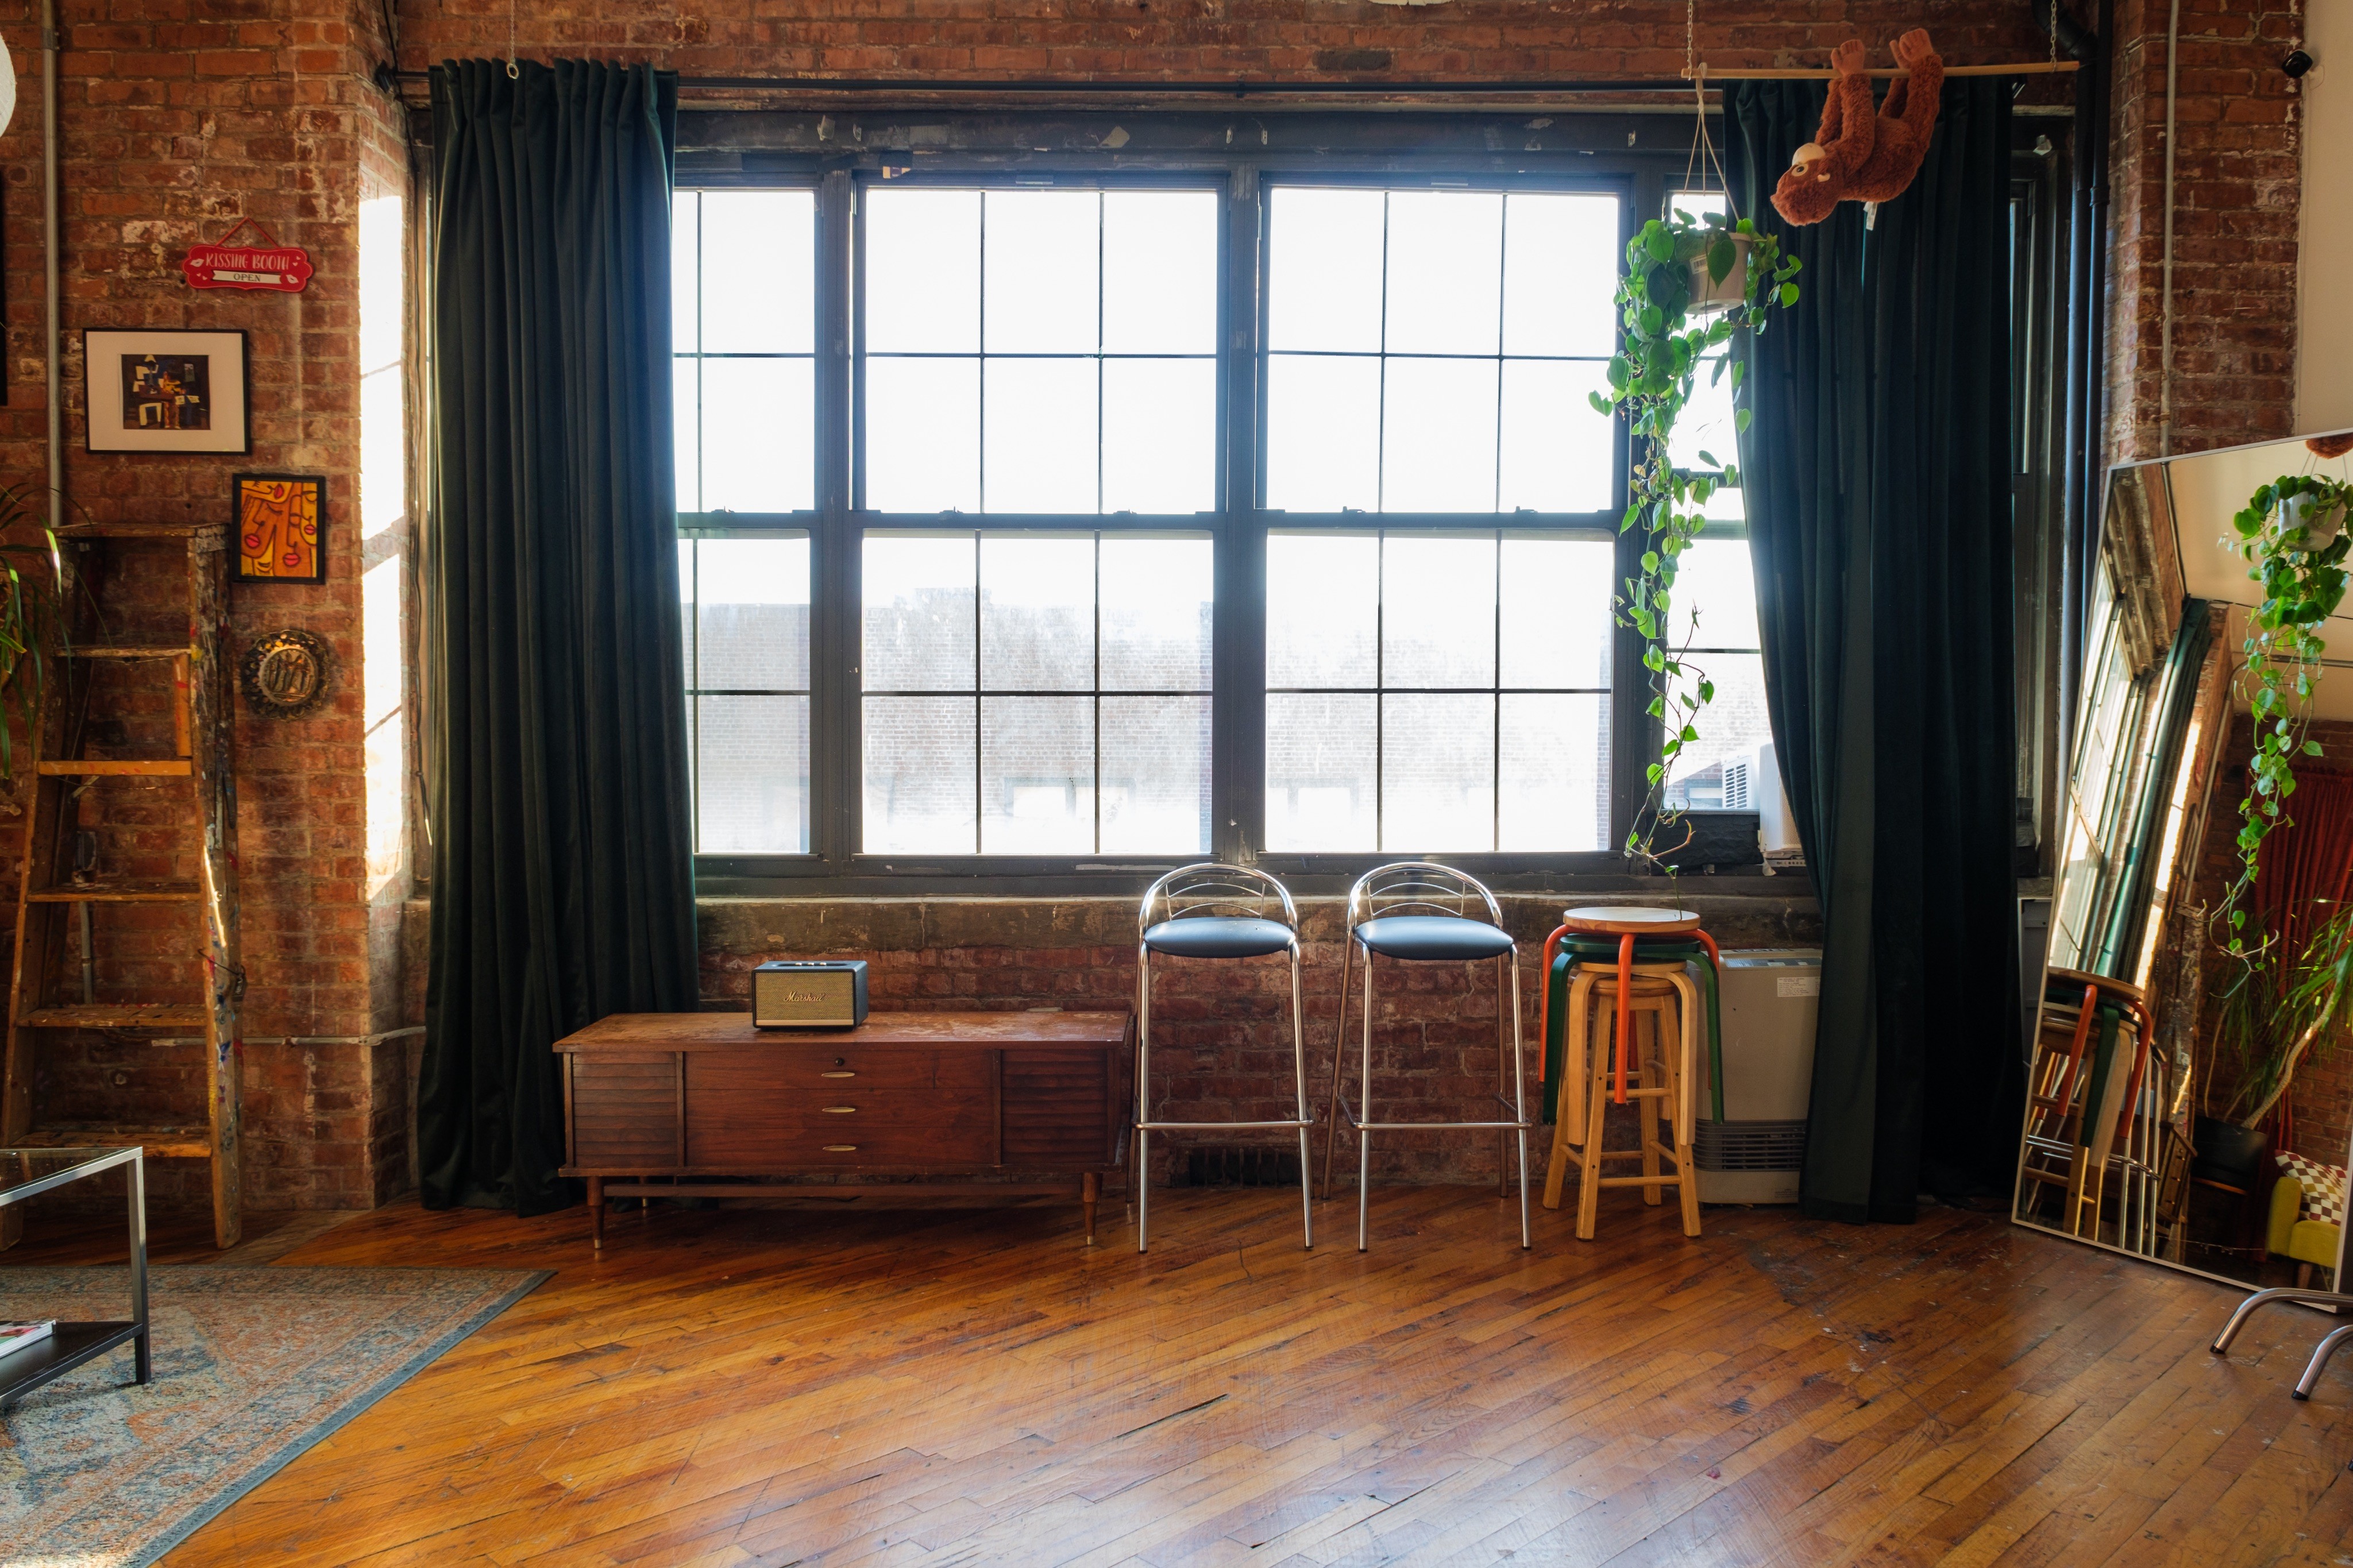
1494,955 -> 1509,1199
1289,943 -> 1314,1251
1359,945 -> 1374,1253
1509,952 -> 1530,1249
2296,1324 -> 2353,1401
1321,939 -> 1355,1203
1136,941 -> 1152,1254
2212,1287 -> 2353,1353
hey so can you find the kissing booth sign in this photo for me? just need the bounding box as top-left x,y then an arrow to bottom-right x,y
182,218 -> 313,294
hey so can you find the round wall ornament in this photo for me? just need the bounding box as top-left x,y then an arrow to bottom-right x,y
240,628 -> 333,719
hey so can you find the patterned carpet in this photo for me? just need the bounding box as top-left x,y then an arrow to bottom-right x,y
0,1265 -> 549,1567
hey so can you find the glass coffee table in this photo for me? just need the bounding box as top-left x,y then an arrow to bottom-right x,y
0,1146 -> 149,1409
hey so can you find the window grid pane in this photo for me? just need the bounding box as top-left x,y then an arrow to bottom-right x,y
680,534 -> 812,854
862,187 -> 1218,516
863,530 -> 1213,855
674,189 -> 817,515
1264,529 -> 1610,853
1264,185 -> 1618,515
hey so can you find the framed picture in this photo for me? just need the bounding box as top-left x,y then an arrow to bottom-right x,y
232,473 -> 325,585
83,329 -> 249,454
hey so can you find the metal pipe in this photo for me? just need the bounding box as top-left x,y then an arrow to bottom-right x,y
2158,0 -> 2181,458
43,0 -> 59,534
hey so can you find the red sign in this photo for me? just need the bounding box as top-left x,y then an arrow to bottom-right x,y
182,218 -> 313,293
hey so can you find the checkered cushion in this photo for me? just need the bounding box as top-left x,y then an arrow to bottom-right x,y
2277,1149 -> 2350,1227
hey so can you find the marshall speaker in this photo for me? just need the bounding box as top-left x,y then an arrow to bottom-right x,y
751,960 -> 869,1028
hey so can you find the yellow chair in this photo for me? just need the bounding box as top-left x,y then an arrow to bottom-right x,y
2269,1175 -> 2343,1289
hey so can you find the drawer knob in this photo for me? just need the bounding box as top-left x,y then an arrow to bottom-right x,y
821,1104 -> 858,1114
822,1144 -> 858,1153
821,1070 -> 856,1079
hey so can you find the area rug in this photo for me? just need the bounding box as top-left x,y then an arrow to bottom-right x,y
0,1265 -> 549,1567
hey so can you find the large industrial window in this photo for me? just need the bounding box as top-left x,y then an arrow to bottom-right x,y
650,115 -> 2066,889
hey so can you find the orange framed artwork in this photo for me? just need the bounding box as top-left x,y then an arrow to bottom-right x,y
233,473 -> 326,585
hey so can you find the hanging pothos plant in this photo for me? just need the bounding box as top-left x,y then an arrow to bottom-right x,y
2220,472 -> 2353,956
1589,205 -> 1801,866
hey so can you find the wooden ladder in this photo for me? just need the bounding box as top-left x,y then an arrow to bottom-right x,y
0,523 -> 244,1248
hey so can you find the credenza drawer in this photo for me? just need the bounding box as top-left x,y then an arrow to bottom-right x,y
685,1060 -> 997,1165
736,1048 -> 990,1092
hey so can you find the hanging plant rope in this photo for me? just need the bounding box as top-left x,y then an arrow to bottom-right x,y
1590,32 -> 1801,869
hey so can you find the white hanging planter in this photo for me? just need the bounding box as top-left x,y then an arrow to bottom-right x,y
1683,231 -> 1752,316
2278,490 -> 2348,551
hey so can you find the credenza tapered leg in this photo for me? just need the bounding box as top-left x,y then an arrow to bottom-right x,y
588,1176 -> 605,1253
1082,1172 -> 1100,1246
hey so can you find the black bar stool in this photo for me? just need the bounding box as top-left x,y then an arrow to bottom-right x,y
1320,862 -> 1530,1251
1134,864 -> 1314,1253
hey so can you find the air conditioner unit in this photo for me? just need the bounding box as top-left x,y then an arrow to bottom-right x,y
1693,948 -> 1821,1204
1721,741 -> 1802,857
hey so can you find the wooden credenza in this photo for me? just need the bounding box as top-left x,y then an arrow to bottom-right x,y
554,1009 -> 1133,1249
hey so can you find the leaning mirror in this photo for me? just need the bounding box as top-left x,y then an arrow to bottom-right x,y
2015,428 -> 2353,1295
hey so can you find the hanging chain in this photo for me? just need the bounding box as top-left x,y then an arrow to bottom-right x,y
1687,0 -> 1698,80
2051,0 -> 2060,67
508,0 -> 519,78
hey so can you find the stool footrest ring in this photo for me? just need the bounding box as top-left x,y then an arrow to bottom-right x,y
1355,1119 -> 1533,1133
1137,1118 -> 1314,1131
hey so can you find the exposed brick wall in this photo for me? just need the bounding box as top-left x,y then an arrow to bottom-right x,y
393,1 -> 2058,84
0,0 -> 414,1214
2103,0 -> 2305,462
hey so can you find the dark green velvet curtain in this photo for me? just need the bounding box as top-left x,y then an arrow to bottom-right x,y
419,60 -> 696,1215
1726,79 -> 2023,1222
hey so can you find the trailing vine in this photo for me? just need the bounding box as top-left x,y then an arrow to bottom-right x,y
2221,472 -> 2353,956
1588,205 -> 1800,866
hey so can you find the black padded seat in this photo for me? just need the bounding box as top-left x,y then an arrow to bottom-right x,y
1353,915 -> 1515,961
1143,916 -> 1296,959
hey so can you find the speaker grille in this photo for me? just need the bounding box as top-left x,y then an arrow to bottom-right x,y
1695,1119 -> 1807,1172
754,971 -> 858,1026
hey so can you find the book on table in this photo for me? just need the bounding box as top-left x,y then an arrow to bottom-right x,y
0,1321 -> 55,1360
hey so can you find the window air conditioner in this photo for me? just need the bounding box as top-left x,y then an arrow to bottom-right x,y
1721,741 -> 1802,858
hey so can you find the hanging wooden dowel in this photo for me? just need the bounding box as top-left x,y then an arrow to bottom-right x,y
1685,60 -> 2080,80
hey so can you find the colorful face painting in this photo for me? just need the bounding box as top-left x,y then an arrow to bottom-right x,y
233,474 -> 326,585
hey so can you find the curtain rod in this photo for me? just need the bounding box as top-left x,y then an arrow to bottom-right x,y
391,64 -> 2072,95
1687,60 -> 2080,80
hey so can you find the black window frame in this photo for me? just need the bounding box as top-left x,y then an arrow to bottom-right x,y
663,110 -> 2067,897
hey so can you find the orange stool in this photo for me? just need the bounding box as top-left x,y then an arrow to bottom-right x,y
1540,906 -> 1708,1240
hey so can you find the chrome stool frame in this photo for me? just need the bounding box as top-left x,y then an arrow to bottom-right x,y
2211,1286 -> 2353,1400
1319,862 -> 1532,1252
1135,863 -> 1315,1253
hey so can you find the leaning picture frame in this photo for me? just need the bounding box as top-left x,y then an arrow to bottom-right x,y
83,328 -> 250,454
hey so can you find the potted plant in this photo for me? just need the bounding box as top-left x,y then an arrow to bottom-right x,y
2210,902 -> 2353,1132
1588,203 -> 1801,866
2219,473 -> 2353,955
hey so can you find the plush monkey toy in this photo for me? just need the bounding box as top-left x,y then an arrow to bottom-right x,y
1770,29 -> 1945,226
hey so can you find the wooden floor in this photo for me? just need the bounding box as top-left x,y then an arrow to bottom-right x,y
13,1183 -> 2353,1566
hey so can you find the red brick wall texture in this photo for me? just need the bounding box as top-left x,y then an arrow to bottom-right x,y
0,0 -> 2316,1212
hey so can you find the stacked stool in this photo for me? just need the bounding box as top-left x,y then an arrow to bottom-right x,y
1539,905 -> 1719,1240
2017,965 -> 2155,1246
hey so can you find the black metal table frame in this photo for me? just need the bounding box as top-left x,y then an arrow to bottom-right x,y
0,1146 -> 149,1409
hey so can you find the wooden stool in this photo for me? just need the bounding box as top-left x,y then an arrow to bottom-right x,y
2016,965 -> 2153,1245
1538,906 -> 1710,1241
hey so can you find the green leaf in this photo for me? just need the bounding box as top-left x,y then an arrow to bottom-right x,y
2308,740 -> 2327,756
1698,449 -> 1720,469
1646,762 -> 1664,784
1779,282 -> 1799,307
1698,679 -> 1715,702
1707,235 -> 1735,284
1730,358 -> 1746,391
1734,407 -> 1753,434
1588,391 -> 1613,415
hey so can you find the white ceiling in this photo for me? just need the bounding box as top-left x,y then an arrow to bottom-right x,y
2131,428 -> 2353,717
